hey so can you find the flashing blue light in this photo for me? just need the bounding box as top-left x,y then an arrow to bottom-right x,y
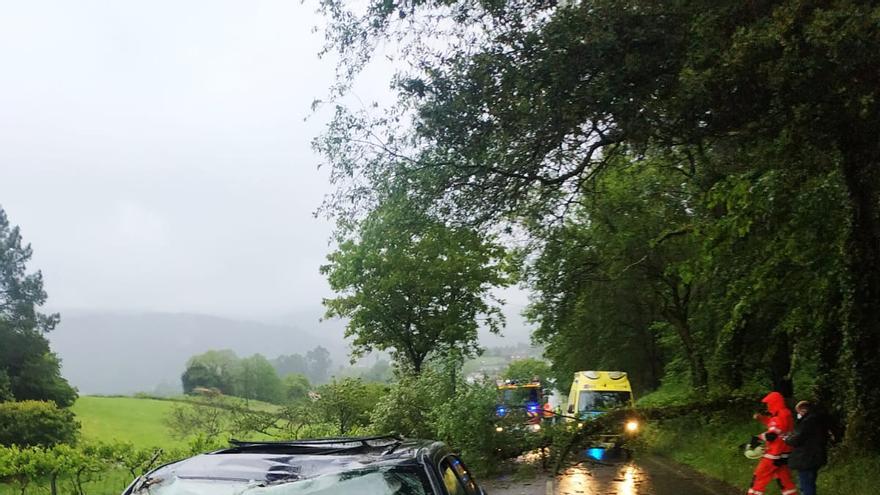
586,448 -> 605,461
526,403 -> 539,413
496,406 -> 507,416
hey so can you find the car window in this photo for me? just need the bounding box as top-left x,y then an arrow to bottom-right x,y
439,457 -> 478,495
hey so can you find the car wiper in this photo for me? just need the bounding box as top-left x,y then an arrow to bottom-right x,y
131,476 -> 163,493
236,477 -> 306,495
381,440 -> 403,455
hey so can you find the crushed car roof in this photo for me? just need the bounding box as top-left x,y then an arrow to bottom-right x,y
145,436 -> 446,483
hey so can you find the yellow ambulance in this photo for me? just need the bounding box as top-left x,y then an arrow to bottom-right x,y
566,371 -> 636,422
565,371 -> 639,458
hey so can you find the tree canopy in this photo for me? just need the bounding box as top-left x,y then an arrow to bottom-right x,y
317,0 -> 880,448
321,195 -> 512,374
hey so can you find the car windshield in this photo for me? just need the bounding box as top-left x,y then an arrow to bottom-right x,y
577,391 -> 631,412
135,466 -> 430,495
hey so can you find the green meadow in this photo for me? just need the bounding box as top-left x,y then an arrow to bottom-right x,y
71,395 -> 281,448
71,396 -> 186,449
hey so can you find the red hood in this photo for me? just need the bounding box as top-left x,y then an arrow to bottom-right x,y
762,391 -> 786,414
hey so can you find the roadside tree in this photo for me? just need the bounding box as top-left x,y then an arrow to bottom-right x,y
322,195 -> 512,374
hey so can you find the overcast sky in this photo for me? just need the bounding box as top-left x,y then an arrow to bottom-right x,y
0,1 -> 531,326
0,1 -> 369,318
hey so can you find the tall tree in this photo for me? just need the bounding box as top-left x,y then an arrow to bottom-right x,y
0,206 -> 76,406
321,195 -> 512,374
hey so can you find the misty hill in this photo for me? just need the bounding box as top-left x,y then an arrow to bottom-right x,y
48,311 -> 349,395
277,304 -> 536,349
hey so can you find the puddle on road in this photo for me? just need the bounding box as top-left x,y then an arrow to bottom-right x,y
557,463 -> 647,495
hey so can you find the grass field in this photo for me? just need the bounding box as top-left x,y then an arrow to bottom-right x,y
71,395 -> 280,449
72,396 -> 187,449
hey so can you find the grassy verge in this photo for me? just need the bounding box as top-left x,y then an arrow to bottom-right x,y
638,407 -> 880,495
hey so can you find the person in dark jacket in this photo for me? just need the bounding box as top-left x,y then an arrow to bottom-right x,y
784,401 -> 829,495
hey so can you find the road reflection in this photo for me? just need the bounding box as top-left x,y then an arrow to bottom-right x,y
556,462 -> 646,495
483,451 -> 729,495
616,464 -> 639,495
557,467 -> 598,495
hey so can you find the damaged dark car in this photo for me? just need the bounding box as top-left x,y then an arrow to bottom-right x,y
122,435 -> 487,495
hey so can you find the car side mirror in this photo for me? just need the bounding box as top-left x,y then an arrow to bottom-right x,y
567,405 -> 574,414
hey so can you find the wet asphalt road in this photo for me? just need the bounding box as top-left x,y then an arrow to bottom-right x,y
483,455 -> 740,495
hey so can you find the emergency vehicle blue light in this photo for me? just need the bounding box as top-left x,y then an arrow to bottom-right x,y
526,403 -> 539,413
586,448 -> 605,461
496,406 -> 507,416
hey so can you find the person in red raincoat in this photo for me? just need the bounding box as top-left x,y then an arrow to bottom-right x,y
748,391 -> 798,495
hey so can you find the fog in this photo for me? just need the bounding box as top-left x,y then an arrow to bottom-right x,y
0,1 -> 532,353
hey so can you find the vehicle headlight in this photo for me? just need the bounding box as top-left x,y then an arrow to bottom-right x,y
495,426 -> 504,432
625,420 -> 639,432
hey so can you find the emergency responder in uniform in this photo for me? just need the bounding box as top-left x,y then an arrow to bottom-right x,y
542,401 -> 554,423
748,391 -> 798,495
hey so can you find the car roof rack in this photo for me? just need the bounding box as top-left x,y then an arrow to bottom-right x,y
219,435 -> 404,455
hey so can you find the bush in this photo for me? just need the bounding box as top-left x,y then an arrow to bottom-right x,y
0,441 -> 197,495
430,381 -> 506,473
370,372 -> 445,439
371,364 -> 531,475
313,378 -> 387,435
281,374 -> 311,404
0,400 -> 79,447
